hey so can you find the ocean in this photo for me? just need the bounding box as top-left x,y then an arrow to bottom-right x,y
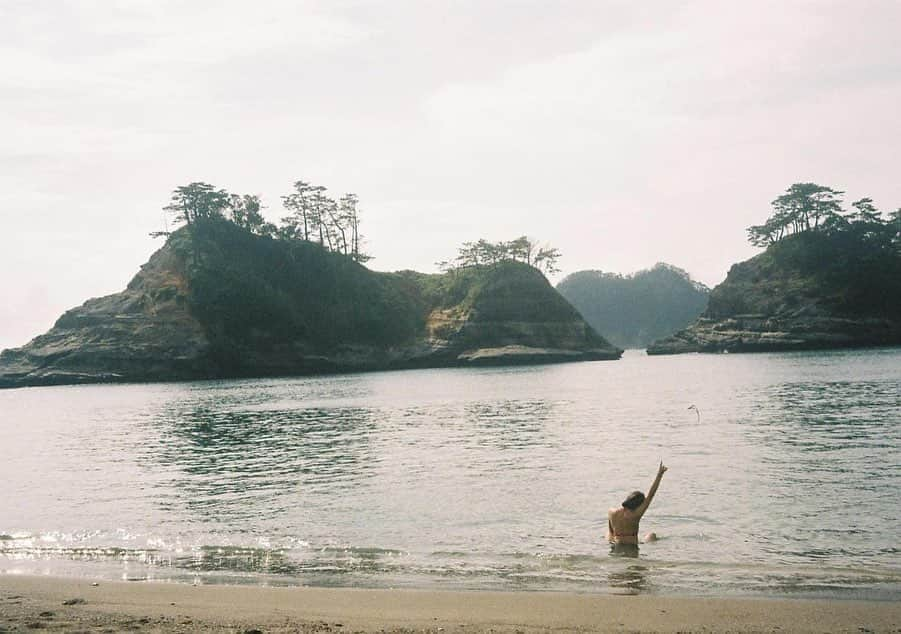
1,348 -> 899,599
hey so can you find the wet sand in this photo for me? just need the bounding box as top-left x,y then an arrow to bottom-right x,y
1,574 -> 899,633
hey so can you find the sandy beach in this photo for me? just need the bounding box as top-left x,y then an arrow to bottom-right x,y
0,575 -> 898,633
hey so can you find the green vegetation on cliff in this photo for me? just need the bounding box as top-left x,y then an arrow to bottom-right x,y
734,182 -> 901,318
648,183 -> 901,354
181,219 -> 616,372
176,220 -> 423,349
707,229 -> 901,320
709,181 -> 901,321
556,264 -> 709,349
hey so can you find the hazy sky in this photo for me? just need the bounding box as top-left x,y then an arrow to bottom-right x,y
3,1 -> 900,350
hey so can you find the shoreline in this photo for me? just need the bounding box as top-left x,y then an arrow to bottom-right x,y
2,574 -> 900,633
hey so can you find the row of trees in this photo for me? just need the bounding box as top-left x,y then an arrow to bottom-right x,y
160,183 -> 564,276
747,183 -> 901,248
159,181 -> 369,263
279,182 -> 367,262
438,237 -> 562,275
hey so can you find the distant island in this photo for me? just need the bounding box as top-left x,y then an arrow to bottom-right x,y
649,183 -> 901,354
0,182 -> 621,388
556,264 -> 709,349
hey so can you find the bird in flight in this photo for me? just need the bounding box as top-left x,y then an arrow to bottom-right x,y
688,404 -> 700,422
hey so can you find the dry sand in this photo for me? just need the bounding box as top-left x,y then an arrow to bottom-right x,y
1,574 -> 899,633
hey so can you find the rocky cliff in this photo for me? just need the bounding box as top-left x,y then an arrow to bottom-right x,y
647,231 -> 901,354
0,220 -> 621,388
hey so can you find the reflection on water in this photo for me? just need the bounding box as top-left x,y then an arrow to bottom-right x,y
147,400 -> 377,521
608,543 -> 640,559
608,562 -> 649,594
1,349 -> 900,599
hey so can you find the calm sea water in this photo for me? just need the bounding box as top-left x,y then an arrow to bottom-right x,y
1,349 -> 899,599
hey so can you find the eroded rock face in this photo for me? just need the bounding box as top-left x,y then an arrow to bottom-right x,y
421,316 -> 621,366
0,248 -> 212,388
647,236 -> 901,355
647,314 -> 901,355
417,263 -> 622,365
0,225 -> 620,388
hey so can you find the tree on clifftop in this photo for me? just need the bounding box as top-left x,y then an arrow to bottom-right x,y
448,236 -> 561,275
890,209 -> 901,246
155,183 -> 274,241
279,180 -> 370,263
747,183 -> 844,246
339,193 -> 369,263
281,180 -> 314,241
164,182 -> 230,226
534,246 -> 562,275
228,193 -> 271,235
156,179 -> 372,263
745,182 -> 901,250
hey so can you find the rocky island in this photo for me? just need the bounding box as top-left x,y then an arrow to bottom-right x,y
0,218 -> 621,389
648,184 -> 901,354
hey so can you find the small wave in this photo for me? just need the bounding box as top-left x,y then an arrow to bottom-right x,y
3,539 -> 900,600
315,546 -> 406,557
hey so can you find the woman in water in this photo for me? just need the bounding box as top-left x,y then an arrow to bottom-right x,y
608,461 -> 667,548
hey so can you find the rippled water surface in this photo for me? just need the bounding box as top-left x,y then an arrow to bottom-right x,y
1,349 -> 899,598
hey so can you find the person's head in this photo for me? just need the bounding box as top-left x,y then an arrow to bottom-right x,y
622,491 -> 645,511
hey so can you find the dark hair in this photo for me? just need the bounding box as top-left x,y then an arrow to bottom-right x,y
622,491 -> 645,510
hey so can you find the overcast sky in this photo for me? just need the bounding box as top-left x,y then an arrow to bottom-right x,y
2,1 -> 900,350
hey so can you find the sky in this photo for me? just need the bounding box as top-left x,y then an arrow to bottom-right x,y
2,1 -> 900,350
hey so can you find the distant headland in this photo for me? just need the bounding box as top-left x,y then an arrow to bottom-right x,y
557,264 -> 710,349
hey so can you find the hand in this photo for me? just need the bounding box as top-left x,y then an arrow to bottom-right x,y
658,461 -> 668,476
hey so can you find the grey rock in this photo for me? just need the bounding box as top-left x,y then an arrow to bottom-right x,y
647,315 -> 901,354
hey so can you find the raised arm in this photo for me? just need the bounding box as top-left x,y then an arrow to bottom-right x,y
635,461 -> 667,518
